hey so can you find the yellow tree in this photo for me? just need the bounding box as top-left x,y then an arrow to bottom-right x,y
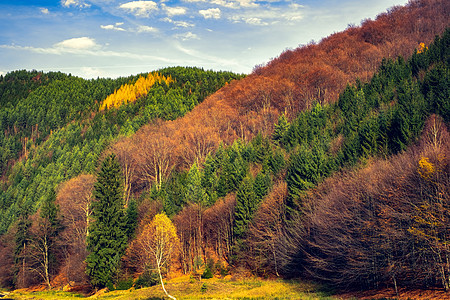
137,213 -> 179,300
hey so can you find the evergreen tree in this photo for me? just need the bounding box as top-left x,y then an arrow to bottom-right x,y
86,154 -> 127,288
125,198 -> 138,239
273,113 -> 290,144
233,176 -> 257,239
254,171 -> 271,201
185,162 -> 208,206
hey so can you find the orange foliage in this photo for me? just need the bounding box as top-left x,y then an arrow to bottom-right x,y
111,0 -> 449,199
99,73 -> 173,111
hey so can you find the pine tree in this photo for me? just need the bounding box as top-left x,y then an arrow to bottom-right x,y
86,154 -> 127,288
273,114 -> 290,144
233,176 -> 257,239
125,198 -> 138,239
254,171 -> 271,201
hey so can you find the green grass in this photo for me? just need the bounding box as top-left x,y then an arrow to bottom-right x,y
7,277 -> 336,300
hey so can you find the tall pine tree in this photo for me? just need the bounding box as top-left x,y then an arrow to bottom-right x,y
86,154 -> 127,288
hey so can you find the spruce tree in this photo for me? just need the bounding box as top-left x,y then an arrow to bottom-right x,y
125,198 -> 138,239
86,154 -> 127,288
233,176 -> 256,239
273,113 -> 290,144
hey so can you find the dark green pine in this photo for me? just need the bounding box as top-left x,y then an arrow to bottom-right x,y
233,176 -> 256,239
86,154 -> 127,288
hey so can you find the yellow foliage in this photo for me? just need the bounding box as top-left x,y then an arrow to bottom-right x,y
151,213 -> 179,248
138,213 -> 179,268
418,156 -> 435,180
417,42 -> 428,54
99,73 -> 173,111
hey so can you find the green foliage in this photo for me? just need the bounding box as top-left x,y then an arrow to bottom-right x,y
115,277 -> 134,290
279,28 -> 450,217
273,114 -> 290,144
86,154 -> 127,288
185,163 -> 208,206
233,176 -> 257,239
422,63 -> 450,123
202,267 -> 214,279
125,199 -> 138,239
134,270 -> 159,288
0,67 -> 242,235
286,142 -> 333,210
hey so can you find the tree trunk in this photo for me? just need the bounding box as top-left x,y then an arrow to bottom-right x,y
157,262 -> 176,300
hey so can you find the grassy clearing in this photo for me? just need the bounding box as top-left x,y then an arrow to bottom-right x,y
7,276 -> 336,300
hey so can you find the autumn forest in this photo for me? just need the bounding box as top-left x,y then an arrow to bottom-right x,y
0,0 -> 449,298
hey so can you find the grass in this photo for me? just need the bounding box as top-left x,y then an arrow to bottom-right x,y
6,276 -> 336,300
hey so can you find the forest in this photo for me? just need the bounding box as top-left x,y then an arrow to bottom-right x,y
0,0 -> 449,297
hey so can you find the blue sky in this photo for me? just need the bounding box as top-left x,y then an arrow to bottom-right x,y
0,0 -> 408,78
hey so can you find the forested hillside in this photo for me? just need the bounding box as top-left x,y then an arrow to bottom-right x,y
0,0 -> 448,296
0,67 -> 243,235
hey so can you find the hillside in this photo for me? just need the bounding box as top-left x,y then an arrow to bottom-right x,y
0,0 -> 448,296
0,68 -> 243,234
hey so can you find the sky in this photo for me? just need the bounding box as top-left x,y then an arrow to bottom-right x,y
0,0 -> 408,79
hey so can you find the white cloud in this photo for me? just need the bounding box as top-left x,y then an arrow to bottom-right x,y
162,5 -> 187,17
174,20 -> 194,28
80,67 -> 103,78
290,3 -> 305,10
210,0 -> 236,8
120,1 -> 158,17
245,17 -> 268,26
163,18 -> 194,28
174,32 -> 199,41
0,43 -> 175,63
54,37 -> 99,50
101,23 -> 126,31
137,25 -> 159,33
40,8 -> 50,14
61,0 -> 91,8
199,8 -> 221,19
234,0 -> 258,8
228,5 -> 304,25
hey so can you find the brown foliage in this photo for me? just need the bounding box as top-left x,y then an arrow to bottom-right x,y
110,0 -> 448,194
173,203 -> 204,274
203,194 -> 236,264
244,181 -> 287,276
286,117 -> 450,290
56,174 -> 95,285
0,233 -> 15,288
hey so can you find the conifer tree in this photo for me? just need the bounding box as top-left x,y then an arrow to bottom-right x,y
86,154 -> 127,288
233,176 -> 257,239
125,198 -> 138,239
254,171 -> 271,201
273,114 -> 290,144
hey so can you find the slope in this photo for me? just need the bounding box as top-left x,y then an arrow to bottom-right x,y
0,67 -> 243,235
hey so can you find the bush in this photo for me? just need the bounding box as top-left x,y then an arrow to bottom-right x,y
116,277 -> 133,290
202,267 -> 213,279
134,270 -> 159,289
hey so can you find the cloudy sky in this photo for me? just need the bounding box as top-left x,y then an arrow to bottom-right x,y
0,0 -> 408,78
